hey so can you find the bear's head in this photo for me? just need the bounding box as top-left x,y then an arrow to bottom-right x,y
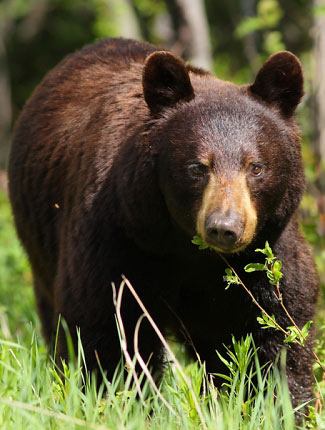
142,50 -> 305,254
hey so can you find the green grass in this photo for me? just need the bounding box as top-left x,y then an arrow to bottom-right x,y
0,191 -> 36,339
0,189 -> 324,429
0,327 -> 300,429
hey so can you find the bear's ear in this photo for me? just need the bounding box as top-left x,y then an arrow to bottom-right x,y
142,51 -> 194,114
250,51 -> 304,117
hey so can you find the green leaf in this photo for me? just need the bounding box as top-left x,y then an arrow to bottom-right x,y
283,323 -> 312,346
256,241 -> 275,262
302,320 -> 312,333
223,268 -> 240,290
301,320 -> 313,342
264,241 -> 275,259
257,313 -> 279,330
284,326 -> 300,344
273,260 -> 282,271
191,235 -> 212,250
244,263 -> 266,272
266,272 -> 276,284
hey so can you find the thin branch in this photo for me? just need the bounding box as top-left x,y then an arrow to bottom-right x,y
112,282 -> 145,404
274,284 -> 325,372
133,313 -> 178,416
217,252 -> 288,337
218,253 -> 325,373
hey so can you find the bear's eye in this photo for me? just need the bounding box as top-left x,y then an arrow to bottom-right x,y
249,163 -> 264,177
188,163 -> 207,178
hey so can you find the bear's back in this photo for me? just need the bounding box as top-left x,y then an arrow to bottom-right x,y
9,39 -> 159,277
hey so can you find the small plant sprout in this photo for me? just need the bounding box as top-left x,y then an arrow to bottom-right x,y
244,241 -> 283,294
223,268 -> 241,290
256,313 -> 279,331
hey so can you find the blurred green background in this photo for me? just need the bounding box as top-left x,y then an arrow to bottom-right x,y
0,0 -> 324,340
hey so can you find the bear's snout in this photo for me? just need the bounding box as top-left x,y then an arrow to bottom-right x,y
205,210 -> 243,251
196,172 -> 257,253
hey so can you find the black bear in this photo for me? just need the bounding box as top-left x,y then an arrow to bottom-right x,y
8,38 -> 318,407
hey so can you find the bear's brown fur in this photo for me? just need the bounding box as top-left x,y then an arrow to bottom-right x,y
8,38 -> 318,408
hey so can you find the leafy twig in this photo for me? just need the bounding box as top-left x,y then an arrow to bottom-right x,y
192,236 -> 325,372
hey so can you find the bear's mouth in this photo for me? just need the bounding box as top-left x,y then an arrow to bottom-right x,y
204,238 -> 250,254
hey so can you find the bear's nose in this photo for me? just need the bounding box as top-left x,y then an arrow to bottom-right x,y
205,211 -> 243,251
